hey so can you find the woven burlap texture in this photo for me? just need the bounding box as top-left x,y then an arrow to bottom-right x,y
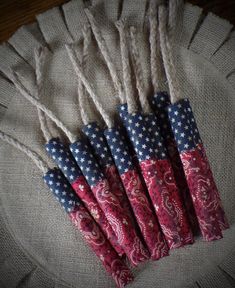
0,1 -> 235,287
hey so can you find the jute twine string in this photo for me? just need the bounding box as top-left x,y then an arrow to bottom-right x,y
10,71 -> 78,143
149,0 -> 166,93
158,4 -> 181,103
115,19 -> 138,114
129,26 -> 152,114
85,8 -> 125,104
34,47 -> 53,141
168,0 -> 184,36
0,130 -> 48,173
66,44 -> 114,128
76,25 -> 92,126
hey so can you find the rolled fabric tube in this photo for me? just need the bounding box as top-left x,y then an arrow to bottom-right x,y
168,98 -> 229,230
45,138 -> 124,256
151,92 -> 200,234
167,98 -> 227,241
43,168 -> 133,287
104,126 -> 169,260
70,139 -> 150,266
183,99 -> 229,230
82,122 -> 134,221
118,104 -> 193,249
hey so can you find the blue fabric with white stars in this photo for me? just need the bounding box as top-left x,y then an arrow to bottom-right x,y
82,122 -> 113,168
45,138 -> 83,184
43,168 -> 81,212
70,140 -> 104,187
144,113 -> 168,160
181,98 -> 202,145
118,103 -> 169,161
118,104 -> 156,161
151,91 -> 173,140
167,98 -> 202,152
104,126 -> 134,174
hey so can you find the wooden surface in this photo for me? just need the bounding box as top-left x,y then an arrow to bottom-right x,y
0,0 -> 69,43
0,0 -> 234,43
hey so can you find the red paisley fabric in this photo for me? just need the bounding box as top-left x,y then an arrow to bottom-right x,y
104,165 -> 134,223
166,138 -> 200,234
121,169 -> 169,260
72,176 -> 124,256
197,144 -> 229,230
140,158 -> 194,249
69,205 -> 134,287
92,178 -> 150,266
180,146 -> 223,241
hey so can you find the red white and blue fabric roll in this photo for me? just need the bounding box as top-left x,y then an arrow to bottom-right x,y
167,98 -> 229,241
118,104 -> 193,249
70,139 -> 150,266
104,126 -> 169,260
151,92 -> 199,234
45,138 -> 124,256
83,122 -> 133,221
43,168 -> 133,287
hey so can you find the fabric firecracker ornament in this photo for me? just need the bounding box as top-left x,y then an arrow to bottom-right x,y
129,26 -> 194,247
157,3 -> 229,240
66,25 -> 135,225
70,139 -> 150,266
149,1 -> 199,234
151,92 -> 200,234
44,168 -> 134,287
167,99 -> 229,236
66,43 -> 169,261
45,138 -> 124,256
44,168 -> 133,288
83,122 -> 134,223
0,131 -> 133,288
104,125 -> 169,260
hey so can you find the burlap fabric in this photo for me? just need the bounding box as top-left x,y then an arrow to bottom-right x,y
0,1 -> 235,287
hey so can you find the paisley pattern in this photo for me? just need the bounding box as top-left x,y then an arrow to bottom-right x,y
181,146 -> 223,241
167,98 -> 228,238
111,259 -> 134,288
197,144 -> 229,230
70,139 -> 149,265
104,126 -> 168,259
69,205 -> 134,287
44,168 -> 132,287
121,169 -> 169,260
117,104 -> 193,249
72,176 -> 124,256
166,138 -> 200,234
151,93 -> 200,234
104,165 -> 134,222
140,158 -> 194,249
83,123 -> 133,221
93,178 -> 150,266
